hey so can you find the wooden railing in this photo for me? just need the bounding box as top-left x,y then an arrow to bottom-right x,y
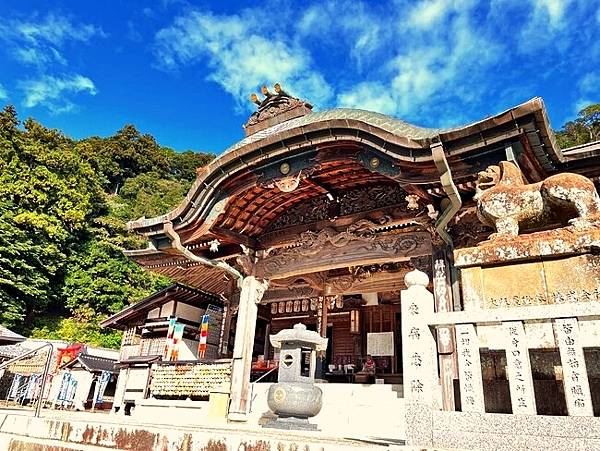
119,338 -> 167,361
118,344 -> 140,361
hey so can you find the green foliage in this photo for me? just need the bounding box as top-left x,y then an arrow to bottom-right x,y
555,103 -> 600,148
0,105 -> 213,347
112,171 -> 191,221
28,307 -> 123,349
63,238 -> 170,315
0,106 -> 104,326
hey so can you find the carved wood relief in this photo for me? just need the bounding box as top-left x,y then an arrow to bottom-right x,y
257,229 -> 431,279
266,184 -> 411,232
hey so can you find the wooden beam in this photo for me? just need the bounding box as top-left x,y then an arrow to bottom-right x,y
210,227 -> 257,248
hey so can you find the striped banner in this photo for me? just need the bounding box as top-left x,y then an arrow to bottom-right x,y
198,314 -> 209,359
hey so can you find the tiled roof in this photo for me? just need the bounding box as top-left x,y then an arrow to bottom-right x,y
222,108 -> 441,156
0,326 -> 25,345
0,343 -> 27,358
63,352 -> 117,373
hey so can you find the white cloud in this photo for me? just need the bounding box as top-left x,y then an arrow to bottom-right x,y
518,0 -> 574,53
339,4 -> 501,124
337,82 -> 396,114
532,0 -> 569,28
0,13 -> 105,67
408,0 -> 453,28
296,2 -> 385,69
154,10 -> 333,109
153,0 -> 597,129
574,98 -> 594,115
127,21 -> 143,43
572,72 -> 599,115
579,72 -> 600,95
19,74 -> 97,114
0,84 -> 8,101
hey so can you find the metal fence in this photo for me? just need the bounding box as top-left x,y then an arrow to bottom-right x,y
0,343 -> 53,416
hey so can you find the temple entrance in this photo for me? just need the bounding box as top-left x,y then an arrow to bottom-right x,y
257,293 -> 403,385
242,256 -> 429,386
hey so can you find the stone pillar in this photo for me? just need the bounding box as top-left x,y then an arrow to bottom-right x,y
455,324 -> 485,412
553,318 -> 593,416
401,269 -> 437,447
228,276 -> 269,421
432,248 -> 457,411
503,321 -> 536,415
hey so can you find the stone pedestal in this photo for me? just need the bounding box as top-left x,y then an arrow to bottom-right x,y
455,228 -> 600,311
454,226 -> 600,418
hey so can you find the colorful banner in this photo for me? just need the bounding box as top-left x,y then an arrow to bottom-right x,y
163,318 -> 177,360
94,371 -> 112,404
7,374 -> 22,400
56,372 -> 77,407
25,374 -> 40,400
198,314 -> 209,359
169,323 -> 185,361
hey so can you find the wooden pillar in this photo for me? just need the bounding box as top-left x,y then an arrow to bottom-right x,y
219,280 -> 238,357
503,321 -> 536,415
432,248 -> 457,411
228,276 -> 268,421
455,324 -> 485,412
554,318 -> 593,416
320,296 -> 328,338
263,323 -> 271,359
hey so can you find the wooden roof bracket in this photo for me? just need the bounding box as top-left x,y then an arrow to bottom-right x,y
164,221 -> 243,287
431,141 -> 462,246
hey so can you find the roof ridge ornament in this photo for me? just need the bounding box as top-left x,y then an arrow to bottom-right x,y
244,83 -> 313,136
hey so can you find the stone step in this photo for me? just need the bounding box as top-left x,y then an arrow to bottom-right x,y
0,412 -> 394,451
0,434 -> 112,451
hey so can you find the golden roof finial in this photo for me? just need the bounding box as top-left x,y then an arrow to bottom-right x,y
250,93 -> 261,106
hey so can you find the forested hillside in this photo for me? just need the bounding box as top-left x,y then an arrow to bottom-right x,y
0,106 -> 213,348
554,104 -> 600,149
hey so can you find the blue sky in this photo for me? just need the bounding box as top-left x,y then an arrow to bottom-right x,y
0,1 -> 598,153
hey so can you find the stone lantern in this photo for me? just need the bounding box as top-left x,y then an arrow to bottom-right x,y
264,323 -> 328,430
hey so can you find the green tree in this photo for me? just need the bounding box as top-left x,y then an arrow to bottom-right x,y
0,105 -> 213,348
0,106 -> 104,326
29,307 -> 123,349
63,238 -> 170,315
170,150 -> 213,181
555,103 -> 600,148
112,171 -> 190,222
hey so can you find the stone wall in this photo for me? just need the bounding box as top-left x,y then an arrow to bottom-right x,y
432,411 -> 600,451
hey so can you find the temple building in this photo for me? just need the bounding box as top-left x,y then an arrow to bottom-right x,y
103,86 -> 600,448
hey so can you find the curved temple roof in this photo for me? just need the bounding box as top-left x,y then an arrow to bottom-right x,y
123,96 -> 600,296
224,107 -> 443,156
128,97 -> 562,237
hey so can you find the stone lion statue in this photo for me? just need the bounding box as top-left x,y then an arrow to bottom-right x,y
474,161 -> 600,238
